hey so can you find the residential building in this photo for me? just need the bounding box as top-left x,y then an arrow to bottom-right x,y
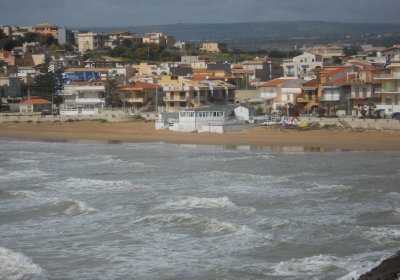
63,68 -> 109,83
374,62 -> 400,114
0,74 -> 21,98
181,56 -> 199,65
55,27 -> 76,46
117,81 -> 163,110
377,46 -> 400,63
156,104 -> 255,133
59,80 -> 106,116
32,23 -> 59,36
296,66 -> 355,112
162,79 -> 235,112
310,45 -> 344,65
283,52 -> 323,78
174,41 -> 195,50
19,98 -> 52,112
143,32 -> 174,48
201,43 -> 227,53
257,78 -> 303,112
78,32 -> 110,53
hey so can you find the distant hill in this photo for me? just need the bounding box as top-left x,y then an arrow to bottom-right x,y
75,21 -> 400,42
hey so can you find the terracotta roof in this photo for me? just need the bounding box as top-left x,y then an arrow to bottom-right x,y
110,31 -> 131,35
378,46 -> 398,52
349,62 -> 378,70
305,52 -> 322,56
329,74 -> 357,86
328,45 -> 343,49
0,50 -> 11,55
189,75 -> 235,80
118,81 -> 162,91
258,78 -> 296,87
232,65 -> 243,69
20,98 -> 52,105
233,69 -> 254,73
301,79 -> 319,88
0,74 -> 7,78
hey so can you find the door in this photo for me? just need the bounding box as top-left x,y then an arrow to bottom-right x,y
78,108 -> 83,115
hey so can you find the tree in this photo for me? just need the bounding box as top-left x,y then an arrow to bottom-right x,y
61,43 -> 74,52
34,58 -> 65,98
50,44 -> 59,51
317,108 -> 326,116
105,76 -> 118,107
42,33 -> 55,46
324,102 -> 334,117
365,101 -> 376,117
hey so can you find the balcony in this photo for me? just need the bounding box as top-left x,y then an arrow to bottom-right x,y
126,97 -> 146,103
163,96 -> 190,102
375,88 -> 400,94
345,78 -> 370,84
319,95 -> 340,101
374,73 -> 400,79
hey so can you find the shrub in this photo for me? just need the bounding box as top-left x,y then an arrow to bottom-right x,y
317,108 -> 326,116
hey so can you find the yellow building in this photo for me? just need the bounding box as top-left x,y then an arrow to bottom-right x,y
78,33 -> 110,53
375,63 -> 400,115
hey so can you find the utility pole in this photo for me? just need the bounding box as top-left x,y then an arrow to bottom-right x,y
155,85 -> 158,116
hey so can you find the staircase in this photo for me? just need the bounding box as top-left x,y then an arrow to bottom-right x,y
142,97 -> 154,110
338,120 -> 352,128
190,98 -> 201,107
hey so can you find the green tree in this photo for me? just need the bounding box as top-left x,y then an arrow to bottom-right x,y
324,102 -> 334,117
34,58 -> 65,97
42,33 -> 55,46
105,76 -> 118,107
61,43 -> 74,52
50,44 -> 59,51
23,32 -> 41,43
365,101 -> 376,117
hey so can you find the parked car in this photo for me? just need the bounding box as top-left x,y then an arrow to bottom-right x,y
390,112 -> 400,120
41,110 -> 55,116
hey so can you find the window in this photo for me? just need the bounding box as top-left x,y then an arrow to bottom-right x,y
170,102 -> 174,107
180,102 -> 186,107
312,59 -> 314,62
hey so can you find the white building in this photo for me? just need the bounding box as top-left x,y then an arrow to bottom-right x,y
283,52 -> 323,78
156,104 -> 256,133
59,80 -> 106,116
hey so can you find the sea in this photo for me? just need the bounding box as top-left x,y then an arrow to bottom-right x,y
0,138 -> 399,280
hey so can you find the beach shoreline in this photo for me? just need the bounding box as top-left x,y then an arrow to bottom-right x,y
1,120 -> 399,151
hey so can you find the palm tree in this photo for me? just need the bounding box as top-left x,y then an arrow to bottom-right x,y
324,102 -> 334,117
365,102 -> 376,117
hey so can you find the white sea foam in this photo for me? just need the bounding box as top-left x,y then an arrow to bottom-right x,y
158,196 -> 235,209
135,213 -> 244,235
0,169 -> 50,181
55,178 -> 153,193
63,201 -> 96,216
7,158 -> 38,164
309,182 -> 352,191
362,227 -> 400,244
0,247 -> 49,280
274,254 -> 340,276
208,171 -> 291,183
6,190 -> 33,197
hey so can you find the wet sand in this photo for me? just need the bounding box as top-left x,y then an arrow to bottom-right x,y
0,120 -> 399,151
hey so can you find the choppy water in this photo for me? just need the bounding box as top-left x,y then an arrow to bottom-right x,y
0,138 -> 399,280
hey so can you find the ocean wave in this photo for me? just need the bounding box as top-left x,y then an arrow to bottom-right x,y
63,200 -> 96,216
6,190 -> 33,197
135,213 -> 244,236
0,169 -> 50,181
0,247 -> 50,280
207,171 -> 291,183
6,158 -> 39,164
308,182 -> 352,191
56,178 -> 153,193
155,196 -> 256,214
362,227 -> 400,244
274,254 -> 341,276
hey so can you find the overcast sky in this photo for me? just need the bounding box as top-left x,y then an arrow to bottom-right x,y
1,0 -> 399,28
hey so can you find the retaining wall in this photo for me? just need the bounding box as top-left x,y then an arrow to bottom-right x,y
298,117 -> 400,130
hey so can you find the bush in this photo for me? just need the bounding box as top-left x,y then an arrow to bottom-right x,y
65,119 -> 74,122
317,108 -> 326,116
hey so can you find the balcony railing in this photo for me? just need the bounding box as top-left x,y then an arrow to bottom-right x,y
374,88 -> 400,94
319,95 -> 340,101
374,73 -> 400,79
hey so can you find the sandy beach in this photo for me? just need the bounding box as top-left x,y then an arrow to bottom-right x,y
0,120 -> 399,151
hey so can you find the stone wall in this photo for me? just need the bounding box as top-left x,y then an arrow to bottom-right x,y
298,117 -> 400,130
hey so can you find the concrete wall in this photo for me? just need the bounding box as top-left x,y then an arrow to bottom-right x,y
298,117 -> 400,130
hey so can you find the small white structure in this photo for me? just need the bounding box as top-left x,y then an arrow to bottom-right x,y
156,104 -> 257,133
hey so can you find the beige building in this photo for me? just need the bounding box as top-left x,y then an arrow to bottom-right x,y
201,43 -> 227,53
283,52 -> 323,78
142,32 -> 174,49
78,33 -> 110,53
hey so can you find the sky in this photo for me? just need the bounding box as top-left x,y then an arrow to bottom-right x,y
1,0 -> 399,28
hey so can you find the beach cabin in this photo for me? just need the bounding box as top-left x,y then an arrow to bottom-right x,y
156,104 -> 256,133
20,98 -> 52,113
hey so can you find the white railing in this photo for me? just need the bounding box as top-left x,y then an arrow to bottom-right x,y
76,98 -> 105,103
374,73 -> 400,79
374,88 -> 400,93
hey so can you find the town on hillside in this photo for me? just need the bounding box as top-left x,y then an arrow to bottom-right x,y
1,23 -> 400,132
